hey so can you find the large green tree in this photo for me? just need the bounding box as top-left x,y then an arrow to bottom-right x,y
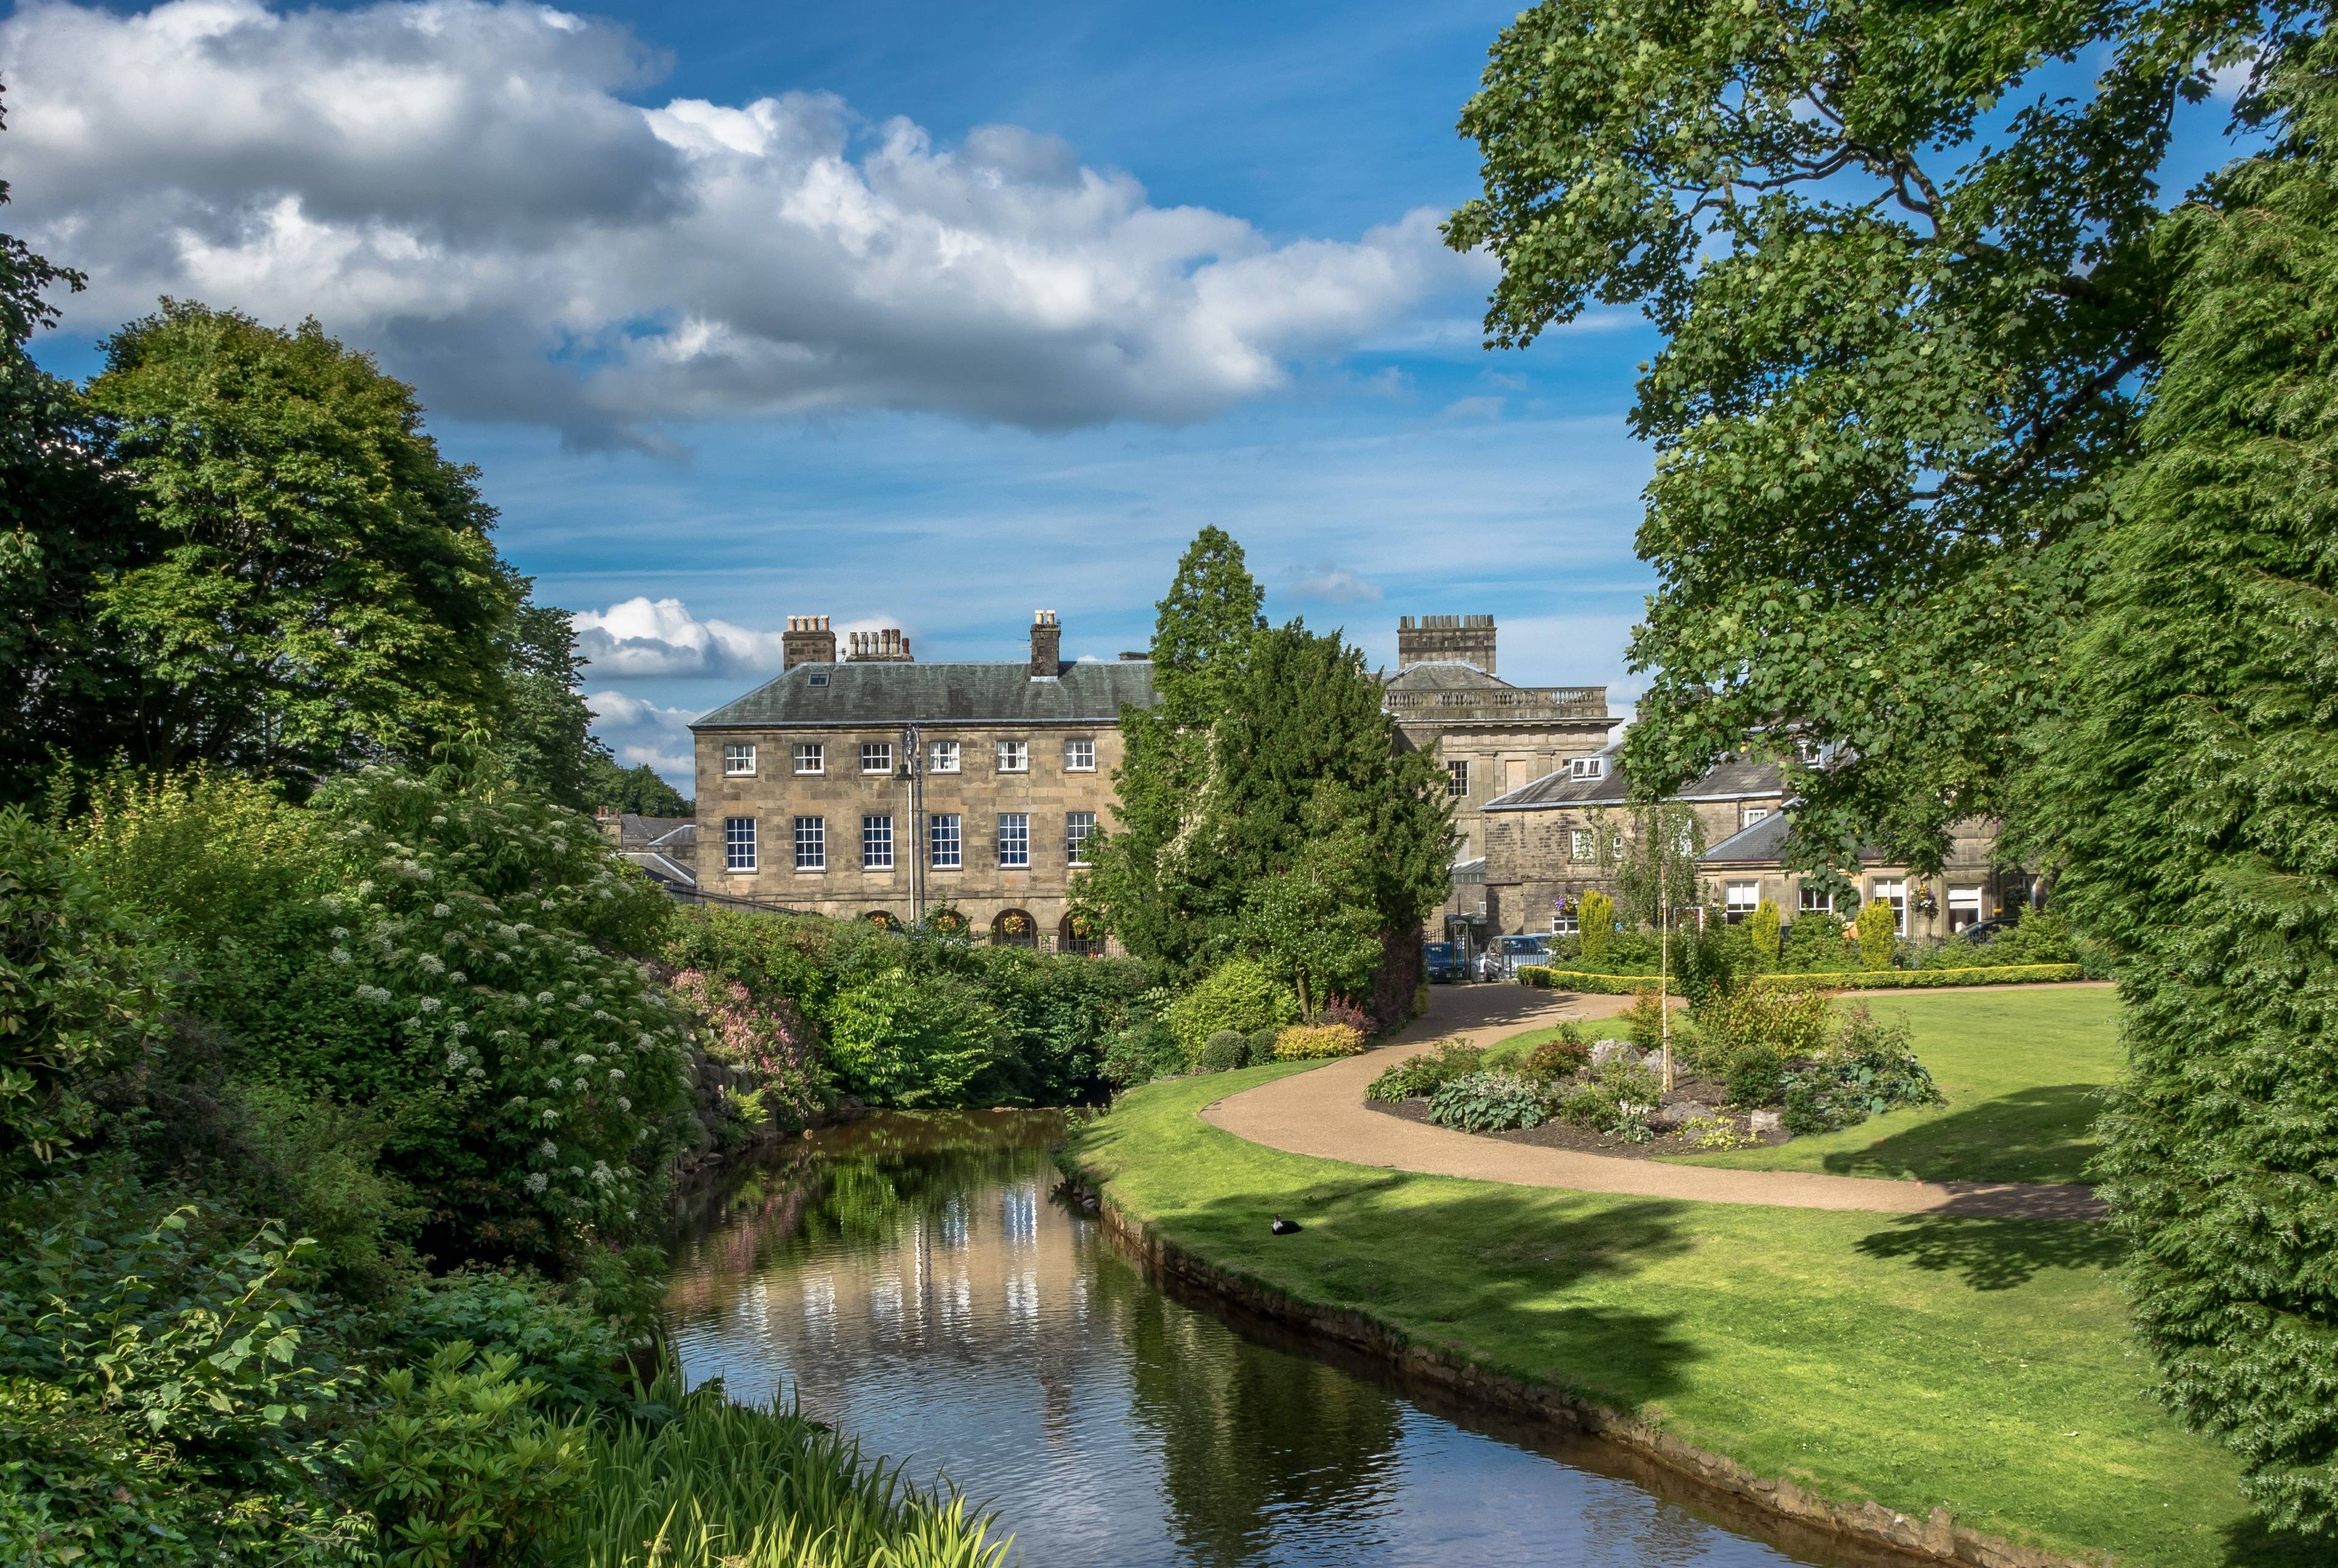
1084,530 -> 1452,995
84,302 -> 519,792
1447,0 -> 2312,874
2033,37 -> 2338,1535
497,599 -> 602,809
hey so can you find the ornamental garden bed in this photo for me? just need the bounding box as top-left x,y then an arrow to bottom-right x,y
1515,963 -> 2085,995
1363,1076 -> 1792,1160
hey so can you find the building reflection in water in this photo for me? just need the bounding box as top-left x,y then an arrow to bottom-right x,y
664,1110 -> 1817,1568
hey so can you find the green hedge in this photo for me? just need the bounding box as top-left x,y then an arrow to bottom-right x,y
1515,964 -> 2085,994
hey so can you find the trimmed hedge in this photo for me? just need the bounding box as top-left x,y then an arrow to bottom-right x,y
1515,964 -> 2085,994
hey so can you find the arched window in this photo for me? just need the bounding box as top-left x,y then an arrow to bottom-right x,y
991,909 -> 1038,948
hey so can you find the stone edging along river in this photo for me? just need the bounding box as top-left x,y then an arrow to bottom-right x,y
1053,1166 -> 2103,1568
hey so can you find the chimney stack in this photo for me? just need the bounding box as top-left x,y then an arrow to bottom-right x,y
782,615 -> 835,671
1029,610 -> 1061,679
1396,613 -> 1497,674
844,628 -> 914,663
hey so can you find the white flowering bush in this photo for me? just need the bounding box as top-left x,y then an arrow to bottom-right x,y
300,770 -> 693,1259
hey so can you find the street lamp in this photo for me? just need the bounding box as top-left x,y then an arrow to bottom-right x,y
899,723 -> 924,926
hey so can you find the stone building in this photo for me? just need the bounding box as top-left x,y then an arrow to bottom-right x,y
690,612 -> 1151,949
1696,812 -> 2028,939
1380,614 -> 1616,866
1473,738 -> 1789,936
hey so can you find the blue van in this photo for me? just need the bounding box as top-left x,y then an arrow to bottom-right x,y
1422,941 -> 1467,984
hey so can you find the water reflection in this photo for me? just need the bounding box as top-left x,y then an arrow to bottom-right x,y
665,1111 -> 1861,1568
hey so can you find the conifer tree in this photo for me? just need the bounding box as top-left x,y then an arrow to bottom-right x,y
2035,36 -> 2338,1535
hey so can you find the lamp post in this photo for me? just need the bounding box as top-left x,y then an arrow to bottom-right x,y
899,723 -> 924,927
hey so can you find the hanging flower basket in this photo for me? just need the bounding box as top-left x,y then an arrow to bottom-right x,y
999,911 -> 1033,939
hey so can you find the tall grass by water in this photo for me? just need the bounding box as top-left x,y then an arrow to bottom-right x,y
562,1363 -> 1011,1568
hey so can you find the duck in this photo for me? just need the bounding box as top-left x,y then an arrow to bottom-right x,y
1269,1214 -> 1301,1236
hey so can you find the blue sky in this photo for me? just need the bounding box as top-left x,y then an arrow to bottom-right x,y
4,2 -> 2259,785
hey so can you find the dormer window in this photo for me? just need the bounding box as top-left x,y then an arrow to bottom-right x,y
1569,755 -> 1606,780
807,671 -> 830,688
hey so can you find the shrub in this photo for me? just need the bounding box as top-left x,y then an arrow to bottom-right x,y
1694,982 -> 1837,1059
1428,1071 -> 1546,1132
1782,1008 -> 1944,1135
379,1270 -> 630,1416
1516,967 -> 1672,995
1244,1026 -> 1280,1066
1313,996 -> 1375,1037
0,808 -> 173,1173
1197,1029 -> 1249,1072
1722,1044 -> 1788,1107
1623,988 -> 1668,1055
826,967 -> 997,1107
1098,1014 -> 1181,1088
1165,959 -> 1297,1065
351,1342 -> 584,1568
1520,1034 -> 1589,1083
1363,1043 -> 1483,1101
1747,898 -> 1782,966
1781,912 -> 1855,971
669,968 -> 827,1131
1576,891 -> 1615,968
1854,900 -> 1898,970
1680,1114 -> 1761,1150
1272,1022 -> 1364,1060
1556,1060 -> 1663,1135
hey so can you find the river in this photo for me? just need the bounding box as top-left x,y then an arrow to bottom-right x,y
665,1108 -> 1900,1568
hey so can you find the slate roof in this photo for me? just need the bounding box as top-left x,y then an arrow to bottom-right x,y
1482,742 -> 1785,811
1698,808 -> 1890,868
693,659 -> 1157,729
1381,660 -> 1609,721
613,814 -> 695,852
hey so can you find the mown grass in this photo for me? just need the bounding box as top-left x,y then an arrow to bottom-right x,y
560,1363 -> 1010,1567
1669,989 -> 2123,1183
1069,1063 -> 2312,1568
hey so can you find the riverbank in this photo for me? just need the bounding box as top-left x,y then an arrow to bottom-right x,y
1062,1063 -> 2315,1568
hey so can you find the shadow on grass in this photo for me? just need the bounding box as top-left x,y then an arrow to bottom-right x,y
1820,1084 -> 2105,1185
1855,1213 -> 2126,1290
2220,1508 -> 2336,1568
1157,1178 -> 1704,1415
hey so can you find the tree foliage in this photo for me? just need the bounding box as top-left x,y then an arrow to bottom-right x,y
2033,35 -> 2338,1534
83,303 -> 520,793
1598,802 -> 1705,929
1449,0 -> 2313,874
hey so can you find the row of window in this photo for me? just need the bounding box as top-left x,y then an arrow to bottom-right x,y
725,812 -> 1098,873
1443,753 -> 1612,801
723,738 -> 1095,778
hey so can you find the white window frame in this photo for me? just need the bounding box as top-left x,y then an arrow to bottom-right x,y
1569,755 -> 1606,780
793,815 -> 826,872
792,742 -> 824,775
723,816 -> 756,873
1741,805 -> 1771,828
1799,884 -> 1835,914
1872,878 -> 1909,936
1065,811 -> 1097,866
722,743 -> 757,777
1552,908 -> 1579,937
1570,828 -> 1596,861
1947,886 -> 1984,934
929,813 -> 962,870
862,814 -> 893,871
997,812 -> 1030,868
1446,759 -> 1469,797
927,740 -> 960,774
1064,738 -> 1096,772
859,741 -> 894,775
995,739 -> 1028,774
1724,881 -> 1760,922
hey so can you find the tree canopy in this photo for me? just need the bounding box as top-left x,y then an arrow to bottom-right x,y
1448,0 -> 2314,874
84,302 -> 520,793
2031,32 -> 2338,1533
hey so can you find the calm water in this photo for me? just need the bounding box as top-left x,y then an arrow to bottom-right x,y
665,1110 -> 1886,1568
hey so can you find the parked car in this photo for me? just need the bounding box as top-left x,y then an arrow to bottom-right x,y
1423,941 -> 1467,984
1490,933 -> 1551,979
1961,918 -> 2018,946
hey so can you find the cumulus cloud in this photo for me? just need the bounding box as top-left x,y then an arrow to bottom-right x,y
585,687 -> 694,779
1287,564 -> 1383,605
0,0 -> 1478,446
572,597 -> 788,677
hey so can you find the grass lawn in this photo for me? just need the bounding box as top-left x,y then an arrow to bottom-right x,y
1069,1063 -> 2310,1568
1666,988 -> 2122,1184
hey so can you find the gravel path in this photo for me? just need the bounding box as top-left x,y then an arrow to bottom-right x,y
1199,983 -> 2108,1220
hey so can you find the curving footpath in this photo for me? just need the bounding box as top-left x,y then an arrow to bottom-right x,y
1201,982 -> 2107,1220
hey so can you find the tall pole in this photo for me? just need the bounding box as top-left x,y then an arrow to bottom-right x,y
1659,820 -> 1674,1094
901,723 -> 924,926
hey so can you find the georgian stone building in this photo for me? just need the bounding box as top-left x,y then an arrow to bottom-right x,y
690,612 -> 1151,949
1696,812 -> 2027,939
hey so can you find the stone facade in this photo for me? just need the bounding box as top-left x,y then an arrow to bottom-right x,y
1697,812 -> 2029,939
690,613 -> 1151,950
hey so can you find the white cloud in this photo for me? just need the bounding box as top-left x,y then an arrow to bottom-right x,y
584,687 -> 694,779
1287,564 -> 1382,604
572,596 -> 787,677
1,0 -> 1478,447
